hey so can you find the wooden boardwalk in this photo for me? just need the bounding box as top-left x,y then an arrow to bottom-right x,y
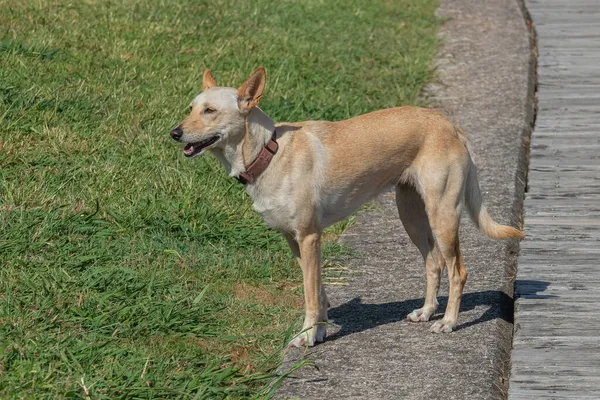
509,0 -> 600,398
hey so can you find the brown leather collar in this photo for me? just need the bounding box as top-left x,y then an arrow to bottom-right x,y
236,130 -> 278,185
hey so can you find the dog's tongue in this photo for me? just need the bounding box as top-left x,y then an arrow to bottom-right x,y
183,143 -> 194,155
182,136 -> 219,157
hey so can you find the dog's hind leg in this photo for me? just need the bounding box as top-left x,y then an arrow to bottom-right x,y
396,183 -> 446,323
421,165 -> 468,333
429,228 -> 467,333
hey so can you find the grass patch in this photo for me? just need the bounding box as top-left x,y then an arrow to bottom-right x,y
0,0 -> 438,397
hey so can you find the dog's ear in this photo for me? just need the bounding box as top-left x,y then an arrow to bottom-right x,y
203,69 -> 218,90
237,67 -> 266,111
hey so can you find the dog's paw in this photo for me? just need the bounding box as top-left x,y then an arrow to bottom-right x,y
287,323 -> 327,348
430,319 -> 456,333
406,307 -> 434,322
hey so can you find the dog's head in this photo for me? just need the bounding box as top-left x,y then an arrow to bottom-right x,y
170,67 -> 266,158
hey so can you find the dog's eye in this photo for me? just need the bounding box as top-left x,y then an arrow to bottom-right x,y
204,107 -> 216,114
189,105 -> 193,112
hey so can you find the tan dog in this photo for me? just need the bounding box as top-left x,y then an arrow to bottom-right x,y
170,67 -> 523,347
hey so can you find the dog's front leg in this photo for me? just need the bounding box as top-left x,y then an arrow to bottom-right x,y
287,231 -> 327,348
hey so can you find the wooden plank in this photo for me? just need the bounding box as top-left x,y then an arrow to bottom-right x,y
509,0 -> 600,398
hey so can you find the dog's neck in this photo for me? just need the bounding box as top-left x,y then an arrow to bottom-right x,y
214,107 -> 275,178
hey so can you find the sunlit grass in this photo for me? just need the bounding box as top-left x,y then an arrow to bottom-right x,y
0,0 -> 438,397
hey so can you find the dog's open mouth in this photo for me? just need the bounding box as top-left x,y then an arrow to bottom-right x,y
183,136 -> 220,157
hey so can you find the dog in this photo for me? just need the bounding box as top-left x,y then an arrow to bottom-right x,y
170,67 -> 523,347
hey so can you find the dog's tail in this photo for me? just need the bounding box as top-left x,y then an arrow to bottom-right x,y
460,128 -> 524,240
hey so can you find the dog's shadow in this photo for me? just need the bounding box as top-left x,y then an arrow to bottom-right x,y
325,279 -> 554,342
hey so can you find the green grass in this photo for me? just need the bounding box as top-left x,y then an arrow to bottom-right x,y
0,0 -> 438,398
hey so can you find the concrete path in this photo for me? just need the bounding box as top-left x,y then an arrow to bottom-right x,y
508,1 -> 600,398
277,1 -> 533,399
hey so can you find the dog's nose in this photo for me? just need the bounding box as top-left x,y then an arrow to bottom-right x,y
171,126 -> 183,141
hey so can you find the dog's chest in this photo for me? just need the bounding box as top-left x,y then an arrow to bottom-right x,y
252,198 -> 295,232
247,185 -> 296,232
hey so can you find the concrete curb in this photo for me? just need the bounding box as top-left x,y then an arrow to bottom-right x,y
276,0 -> 535,398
